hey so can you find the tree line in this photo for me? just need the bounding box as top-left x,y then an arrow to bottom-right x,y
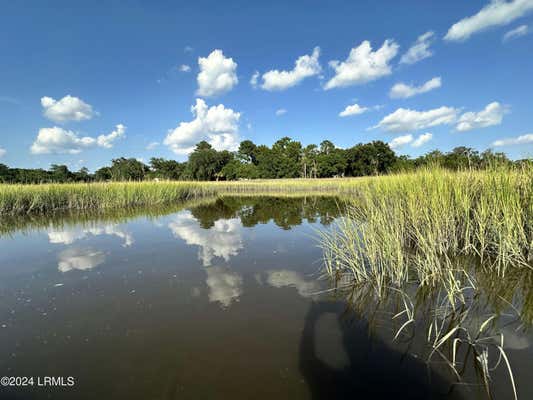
0,137 -> 527,183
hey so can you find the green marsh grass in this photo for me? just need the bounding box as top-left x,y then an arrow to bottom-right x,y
320,165 -> 532,399
0,181 -> 217,215
321,165 -> 532,287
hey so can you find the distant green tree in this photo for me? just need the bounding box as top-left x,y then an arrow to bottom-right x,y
515,159 -> 533,169
95,166 -> 112,181
302,144 -> 318,178
187,141 -> 232,180
238,140 -> 258,165
392,155 -> 416,172
370,141 -> 397,174
219,159 -> 240,180
270,137 -> 302,178
317,141 -> 346,177
0,163 -> 10,182
214,150 -> 233,180
255,145 -> 276,178
345,141 -> 396,176
442,147 -> 480,170
480,149 -> 511,168
319,140 -> 335,155
220,159 -> 260,180
13,168 -> 50,183
239,162 -> 260,179
418,150 -> 445,167
50,164 -> 73,182
109,158 -> 148,181
74,167 -> 91,182
149,158 -> 186,180
188,141 -> 217,180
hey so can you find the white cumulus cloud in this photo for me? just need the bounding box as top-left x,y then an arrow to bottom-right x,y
456,102 -> 506,131
324,40 -> 399,90
31,127 -> 96,154
375,106 -> 458,132
0,147 -> 6,158
444,0 -> 533,42
412,132 -> 433,147
96,124 -> 126,148
389,134 -> 414,149
179,64 -> 191,72
389,133 -> 433,149
400,31 -> 435,65
196,49 -> 238,97
492,133 -> 533,146
275,108 -> 287,116
259,47 -> 321,91
389,77 -> 442,99
164,99 -> 240,155
31,124 -> 125,154
503,24 -> 529,40
339,103 -> 369,117
41,95 -> 96,123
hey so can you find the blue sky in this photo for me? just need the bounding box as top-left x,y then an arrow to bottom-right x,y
1,0 -> 532,171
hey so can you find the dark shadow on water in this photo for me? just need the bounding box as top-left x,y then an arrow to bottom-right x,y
299,301 -> 465,400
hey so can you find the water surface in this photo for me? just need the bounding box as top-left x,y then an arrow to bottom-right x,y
0,197 -> 531,399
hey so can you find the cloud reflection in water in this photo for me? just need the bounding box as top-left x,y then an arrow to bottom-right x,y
57,247 -> 106,272
48,224 -> 134,247
265,270 -> 320,298
168,211 -> 243,267
205,266 -> 243,308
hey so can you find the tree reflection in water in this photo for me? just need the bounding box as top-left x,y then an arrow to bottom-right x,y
188,196 -> 343,230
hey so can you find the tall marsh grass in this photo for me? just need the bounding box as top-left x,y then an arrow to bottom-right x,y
0,178 -> 361,215
0,181 -> 217,215
320,165 -> 532,399
321,166 -> 532,288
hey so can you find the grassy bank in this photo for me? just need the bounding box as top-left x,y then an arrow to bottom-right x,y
0,181 -> 217,215
0,177 -> 370,215
1,167 -> 531,222
321,165 -> 532,288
